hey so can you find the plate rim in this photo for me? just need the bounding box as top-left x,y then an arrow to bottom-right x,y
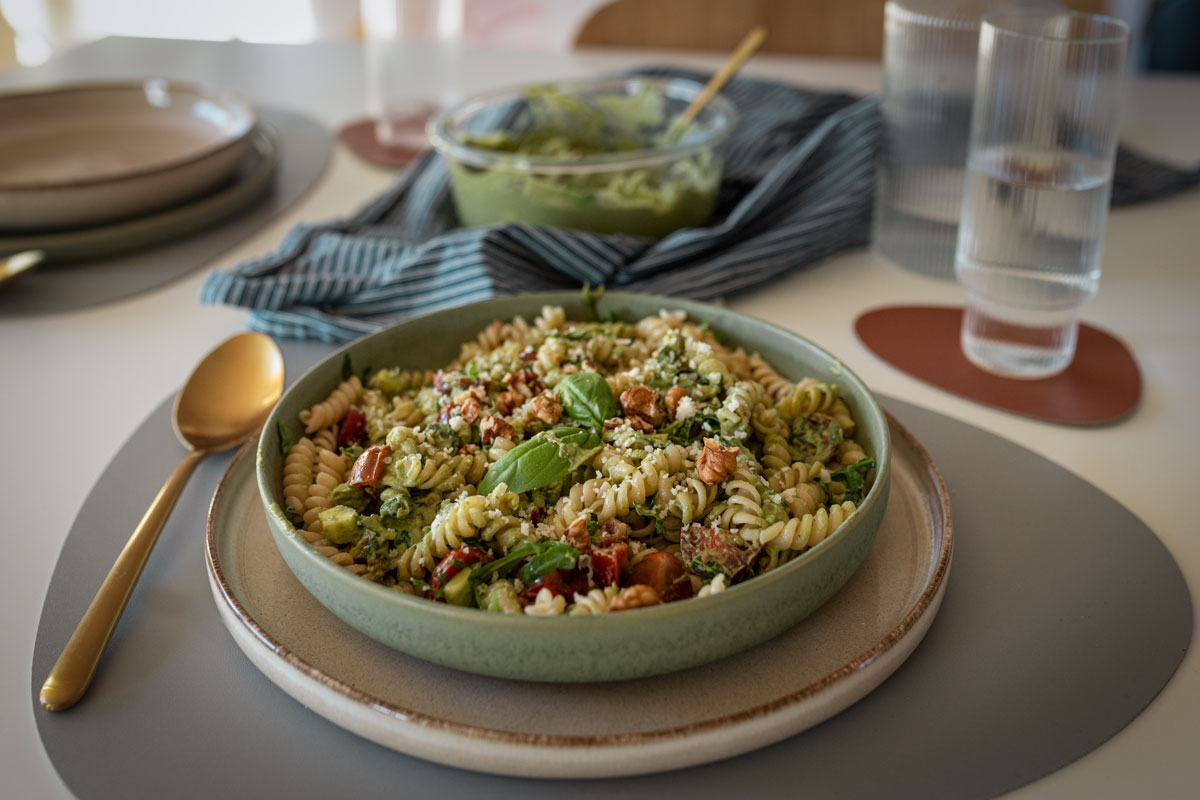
205,409 -> 953,751
0,79 -> 257,191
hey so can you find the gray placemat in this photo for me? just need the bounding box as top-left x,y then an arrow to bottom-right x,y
0,108 -> 330,317
31,340 -> 1192,799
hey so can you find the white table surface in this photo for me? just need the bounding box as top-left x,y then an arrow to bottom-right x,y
1,37 -> 1196,799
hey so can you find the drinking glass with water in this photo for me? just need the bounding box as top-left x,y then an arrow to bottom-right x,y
956,10 -> 1129,378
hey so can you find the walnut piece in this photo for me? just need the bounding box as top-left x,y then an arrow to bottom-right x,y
561,516 -> 591,551
494,390 -> 524,416
529,394 -> 563,425
664,386 -> 688,419
602,518 -> 630,540
459,396 -> 482,425
479,415 -> 515,444
609,584 -> 662,612
503,369 -> 543,398
697,438 -> 739,484
619,384 -> 664,426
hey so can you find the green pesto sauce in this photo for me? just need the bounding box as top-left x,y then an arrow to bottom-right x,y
449,85 -> 723,239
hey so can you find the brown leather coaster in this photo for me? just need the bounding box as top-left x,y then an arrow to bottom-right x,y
854,305 -> 1141,425
336,116 -> 428,169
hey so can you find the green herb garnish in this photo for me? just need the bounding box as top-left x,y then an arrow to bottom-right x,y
478,426 -> 602,495
554,372 -> 621,432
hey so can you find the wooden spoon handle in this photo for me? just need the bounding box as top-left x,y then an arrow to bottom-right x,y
40,448 -> 209,711
672,26 -> 767,134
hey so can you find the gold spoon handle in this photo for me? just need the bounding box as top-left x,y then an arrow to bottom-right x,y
40,448 -> 210,712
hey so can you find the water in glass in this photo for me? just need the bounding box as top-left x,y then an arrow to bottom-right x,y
956,144 -> 1110,377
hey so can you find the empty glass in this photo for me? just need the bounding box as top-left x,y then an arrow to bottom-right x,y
955,10 -> 1129,378
872,0 -> 1056,280
362,0 -> 464,149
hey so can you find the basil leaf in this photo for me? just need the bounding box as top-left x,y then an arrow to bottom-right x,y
519,541 -> 579,585
829,457 -> 876,504
471,542 -> 538,583
277,420 -> 298,455
478,426 -> 601,495
555,372 -> 620,431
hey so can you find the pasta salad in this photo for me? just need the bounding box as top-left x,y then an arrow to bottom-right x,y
279,306 -> 875,615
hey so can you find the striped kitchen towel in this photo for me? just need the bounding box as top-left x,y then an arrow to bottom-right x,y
200,67 -> 1199,343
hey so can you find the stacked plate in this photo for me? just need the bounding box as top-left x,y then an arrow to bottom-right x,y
0,80 -> 277,263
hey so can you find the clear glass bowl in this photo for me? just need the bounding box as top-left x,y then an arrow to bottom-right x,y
428,77 -> 737,239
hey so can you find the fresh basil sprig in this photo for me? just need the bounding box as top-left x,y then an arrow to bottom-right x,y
478,426 -> 601,495
554,372 -> 620,432
519,541 -> 579,585
469,540 -> 579,585
829,457 -> 876,504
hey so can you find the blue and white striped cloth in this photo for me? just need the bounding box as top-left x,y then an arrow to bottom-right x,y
200,67 -> 1199,343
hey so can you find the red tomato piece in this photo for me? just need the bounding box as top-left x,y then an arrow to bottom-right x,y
347,444 -> 390,487
679,525 -> 760,582
431,546 -> 491,591
519,569 -> 572,603
590,542 -> 629,587
337,407 -> 367,448
624,551 -> 694,603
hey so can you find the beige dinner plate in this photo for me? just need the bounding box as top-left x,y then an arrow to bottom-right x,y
0,125 -> 277,264
205,413 -> 952,778
0,81 -> 256,231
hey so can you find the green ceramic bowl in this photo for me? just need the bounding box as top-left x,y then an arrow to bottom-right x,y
256,292 -> 891,682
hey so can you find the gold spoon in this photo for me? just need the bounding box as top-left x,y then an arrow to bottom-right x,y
40,332 -> 285,712
0,249 -> 46,288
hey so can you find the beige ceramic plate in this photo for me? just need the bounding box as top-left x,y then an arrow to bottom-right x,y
206,413 -> 952,778
0,80 -> 256,231
0,125 -> 277,264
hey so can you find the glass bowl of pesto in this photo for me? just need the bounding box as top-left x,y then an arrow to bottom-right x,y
427,77 -> 737,239
256,291 -> 892,683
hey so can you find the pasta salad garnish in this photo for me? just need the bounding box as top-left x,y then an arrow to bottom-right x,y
281,306 -> 874,614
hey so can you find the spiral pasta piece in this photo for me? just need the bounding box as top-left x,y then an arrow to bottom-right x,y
761,501 -> 857,552
569,586 -> 620,614
299,375 -> 361,434
524,587 -> 567,616
777,380 -> 839,422
282,437 -> 315,523
748,353 -> 795,401
303,448 -> 346,532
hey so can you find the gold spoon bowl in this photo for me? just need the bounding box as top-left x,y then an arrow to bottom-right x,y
40,332 -> 284,711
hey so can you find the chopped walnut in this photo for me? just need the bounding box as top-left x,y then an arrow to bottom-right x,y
530,507 -> 548,525
664,386 -> 689,419
600,518 -> 630,543
519,347 -> 537,363
561,517 -> 591,551
495,390 -> 523,415
620,384 -> 664,427
459,396 -> 482,425
503,369 -> 543,398
479,415 -> 515,444
436,403 -> 456,424
452,385 -> 485,404
697,438 -> 739,484
609,584 -> 662,612
529,394 -> 563,425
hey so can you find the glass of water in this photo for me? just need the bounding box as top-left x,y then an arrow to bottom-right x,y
955,10 -> 1129,378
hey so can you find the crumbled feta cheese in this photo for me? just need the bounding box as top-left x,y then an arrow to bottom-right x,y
675,396 -> 698,420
